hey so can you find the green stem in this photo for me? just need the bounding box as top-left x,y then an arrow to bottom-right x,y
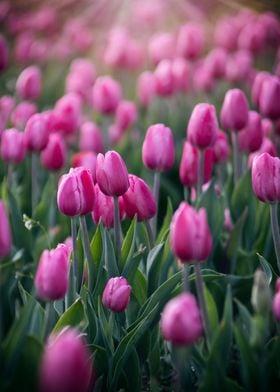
43,302 -> 53,340
144,220 -> 154,250
114,197 -> 122,269
197,150 -> 204,198
152,171 -> 161,237
269,203 -> 280,274
182,263 -> 189,292
231,132 -> 241,184
71,218 -> 79,292
80,216 -> 95,292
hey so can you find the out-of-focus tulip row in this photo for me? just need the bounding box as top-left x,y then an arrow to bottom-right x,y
1,1 -> 280,391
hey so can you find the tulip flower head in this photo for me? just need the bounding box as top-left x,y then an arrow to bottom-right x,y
0,200 -> 12,260
102,277 -> 131,312
252,153 -> 280,203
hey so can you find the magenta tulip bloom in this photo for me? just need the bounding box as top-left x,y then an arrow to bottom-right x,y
116,100 -> 138,131
137,71 -> 156,107
0,34 -> 8,72
154,59 -> 175,97
221,88 -> 249,131
273,278 -> 280,321
251,71 -> 271,108
170,202 -> 212,262
248,138 -> 276,168
259,76 -> 280,120
212,131 -> 230,164
57,167 -> 95,216
102,277 -> 131,312
172,57 -> 190,91
34,244 -> 70,301
161,293 -> 203,345
39,328 -> 93,392
41,133 -> 66,171
92,76 -> 122,115
16,65 -> 42,100
187,103 -> 218,150
0,128 -> 26,164
122,174 -> 156,221
79,121 -> 103,153
0,200 -> 12,260
176,23 -> 205,60
72,151 -> 97,183
52,93 -> 82,136
24,113 -> 49,152
142,123 -> 175,172
238,111 -> 263,153
96,151 -> 129,197
252,153 -> 280,203
10,101 -> 37,129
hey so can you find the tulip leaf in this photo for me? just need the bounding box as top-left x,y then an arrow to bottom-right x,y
121,216 -> 137,269
90,224 -> 103,267
147,243 -> 165,295
132,269 -> 147,306
156,197 -> 173,245
257,253 -> 274,285
101,227 -> 119,277
122,246 -> 146,283
52,298 -> 86,333
204,286 -> 219,332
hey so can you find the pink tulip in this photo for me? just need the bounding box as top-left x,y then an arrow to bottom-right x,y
0,95 -> 15,125
57,167 -> 95,216
79,121 -> 103,153
52,93 -> 82,136
259,76 -> 280,120
137,71 -> 156,107
35,244 -> 70,301
220,88 -> 249,131
212,131 -> 230,164
72,151 -> 97,182
273,290 -> 280,321
0,34 -> 8,72
10,101 -> 37,129
39,328 -> 93,392
248,138 -> 276,167
252,153 -> 280,203
204,48 -> 227,79
187,103 -> 218,149
251,72 -> 271,109
0,128 -> 26,164
193,63 -> 214,94
24,113 -> 49,152
238,111 -> 263,153
41,133 -> 66,171
70,58 -> 96,84
142,123 -> 175,171
161,293 -> 203,345
92,76 -> 122,115
238,22 -> 266,54
225,50 -> 253,84
176,23 -> 204,60
96,151 -> 129,197
170,202 -> 212,262
102,277 -> 131,312
261,118 -> 273,137
148,33 -> 174,65
214,17 -> 239,51
16,65 -> 42,100
0,200 -> 12,260
116,100 -> 138,131
122,174 -> 156,221
154,59 -> 175,97
172,58 -> 190,91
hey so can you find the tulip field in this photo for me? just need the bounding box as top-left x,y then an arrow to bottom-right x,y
1,1 -> 280,391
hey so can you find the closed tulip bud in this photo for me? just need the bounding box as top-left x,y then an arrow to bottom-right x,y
0,200 -> 12,260
170,202 -> 212,262
39,328 -> 93,392
122,174 -> 156,221
79,121 -> 103,153
35,244 -> 70,301
179,141 -> 214,187
248,138 -> 276,168
10,101 -> 37,129
116,100 -> 138,131
57,167 -> 95,216
252,153 -> 280,203
214,18 -> 239,51
272,278 -> 280,321
108,123 -> 124,145
176,23 -> 204,60
92,76 -> 122,115
96,151 -> 129,197
70,58 -> 96,84
259,76 -> 280,120
238,111 -> 263,153
251,269 -> 271,315
102,277 -> 131,312
72,151 -> 97,182
142,123 -> 175,171
16,65 -> 42,100
172,58 -> 190,91
221,88 -> 249,131
0,128 -> 26,164
238,22 -> 266,54
193,64 -> 214,94
225,50 -> 253,84
148,33 -> 174,65
205,48 -> 227,79
261,118 -> 273,137
154,59 -> 175,97
187,103 -> 218,149
41,133 -> 66,171
137,71 -> 156,107
24,113 -> 49,152
92,184 -> 125,228
212,131 -> 230,164
251,71 -> 270,108
0,34 -> 8,72
161,293 -> 203,345
0,95 -> 15,124
52,93 -> 82,136
65,72 -> 92,104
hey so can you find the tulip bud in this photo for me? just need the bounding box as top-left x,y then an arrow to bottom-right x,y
72,151 -> 97,182
24,113 -> 49,152
57,167 -> 95,216
170,202 -> 212,262
39,328 -> 93,392
79,121 -> 103,153
251,71 -> 270,108
148,33 -> 174,65
102,277 -> 131,312
122,174 -> 156,221
0,200 -> 12,260
205,48 -> 227,79
187,103 -> 218,150
272,278 -> 280,321
34,244 -> 70,301
0,128 -> 26,164
248,138 -> 276,168
142,123 -> 175,171
225,50 -> 253,84
137,71 -> 156,107
92,184 -> 125,228
108,123 -> 124,145
52,93 -> 82,136
41,133 -> 66,171
212,130 -> 230,164
161,293 -> 203,345
252,153 -> 280,203
238,111 -> 263,153
251,269 -> 271,315
221,88 -> 249,131
96,151 -> 129,197
16,65 -> 42,100
116,100 -> 138,131
154,59 -> 175,97
259,76 -> 280,120
70,58 -> 96,84
10,101 -> 37,129
176,23 -> 204,60
92,76 -> 122,115
0,34 -> 8,72
172,58 -> 190,91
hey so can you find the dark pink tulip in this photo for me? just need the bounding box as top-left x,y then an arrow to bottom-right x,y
261,118 -> 273,136
273,278 -> 280,321
142,123 -> 175,171
10,101 -> 37,129
57,167 -> 95,216
102,277 -> 131,312
238,111 -> 263,153
0,34 -> 8,72
252,153 -> 280,203
41,133 -> 66,171
220,88 -> 249,131
24,113 -> 49,152
122,174 -> 156,221
187,103 -> 218,149
0,95 -> 15,124
0,128 -> 26,164
214,17 -> 239,51
259,12 -> 280,46
39,328 -> 93,392
204,48 -> 227,79
172,58 -> 190,91
65,72 -> 91,104
137,71 -> 156,107
52,93 -> 82,136
0,200 -> 12,260
225,50 -> 253,84
238,22 -> 266,54
154,59 -> 175,96
259,76 -> 280,120
14,32 -> 34,64
193,64 -> 214,94
35,244 -> 70,301
79,121 -> 103,153
161,293 -> 203,345
72,151 -> 97,182
70,58 -> 96,84
16,65 -> 42,100
212,131 -> 230,164
176,23 -> 204,60
248,138 -> 276,167
116,100 -> 138,131
170,202 -> 212,262
148,32 -> 174,65
92,184 -> 125,228
64,18 -> 93,53
92,76 -> 122,115
108,123 -> 124,145
96,151 -> 129,197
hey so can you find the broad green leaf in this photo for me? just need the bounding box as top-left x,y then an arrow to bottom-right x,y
90,224 -> 103,267
156,197 -> 173,245
121,216 -> 137,268
257,253 -> 274,285
132,269 -> 147,306
204,286 -> 219,332
101,227 -> 119,277
52,298 -> 86,333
